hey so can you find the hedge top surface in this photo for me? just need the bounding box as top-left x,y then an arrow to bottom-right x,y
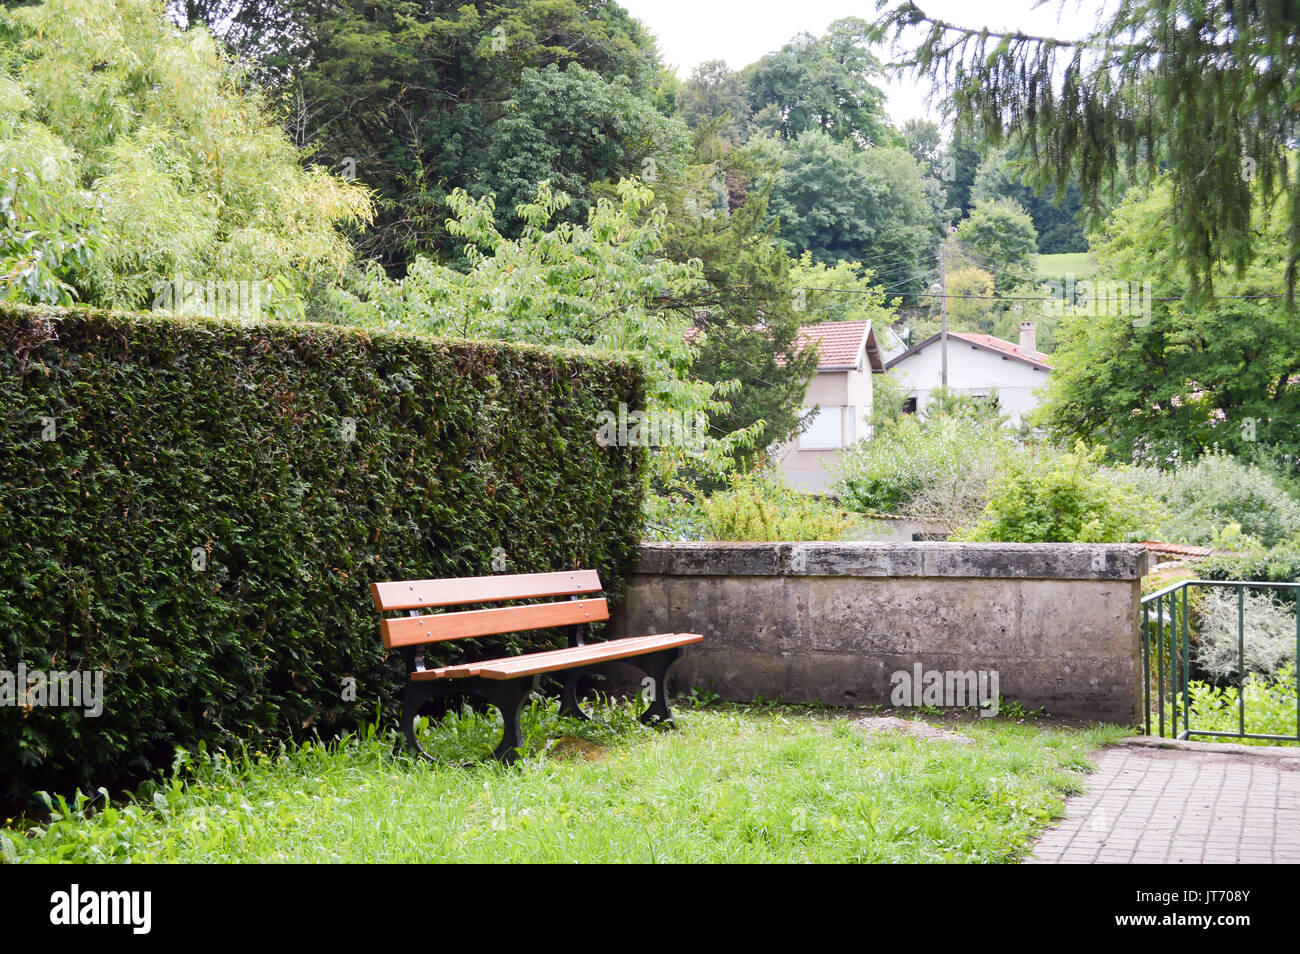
0,302 -> 647,371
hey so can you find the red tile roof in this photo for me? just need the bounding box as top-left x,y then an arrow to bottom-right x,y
790,320 -> 883,371
885,330 -> 1053,371
1141,541 -> 1213,557
947,332 -> 1052,367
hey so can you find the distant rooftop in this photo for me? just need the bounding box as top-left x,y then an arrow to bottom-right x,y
886,330 -> 1053,372
789,320 -> 885,372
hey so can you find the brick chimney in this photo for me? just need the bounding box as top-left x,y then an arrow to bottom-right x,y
1018,321 -> 1037,356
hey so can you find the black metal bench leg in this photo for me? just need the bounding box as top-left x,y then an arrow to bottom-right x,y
634,647 -> 683,727
470,676 -> 539,764
401,680 -> 451,762
558,669 -> 593,721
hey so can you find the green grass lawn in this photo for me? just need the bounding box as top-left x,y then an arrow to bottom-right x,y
2,700 -> 1131,863
1035,251 -> 1098,279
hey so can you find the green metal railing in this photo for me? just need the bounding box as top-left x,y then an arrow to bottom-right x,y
1142,579 -> 1300,741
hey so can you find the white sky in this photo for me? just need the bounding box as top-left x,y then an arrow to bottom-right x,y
618,0 -> 1114,126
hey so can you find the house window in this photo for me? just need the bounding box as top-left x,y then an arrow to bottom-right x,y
799,406 -> 843,450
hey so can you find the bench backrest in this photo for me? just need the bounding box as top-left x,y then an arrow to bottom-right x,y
370,570 -> 607,649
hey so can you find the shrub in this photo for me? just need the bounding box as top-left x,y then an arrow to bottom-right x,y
646,471 -> 858,542
961,442 -> 1163,543
1194,589 -> 1297,680
1109,451 -> 1300,548
0,0 -> 370,312
1202,540 -> 1300,585
699,473 -> 858,542
0,305 -> 646,801
832,411 -> 1006,531
1184,665 -> 1298,745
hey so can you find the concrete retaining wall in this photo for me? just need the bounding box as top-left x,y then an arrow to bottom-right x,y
609,542 -> 1150,722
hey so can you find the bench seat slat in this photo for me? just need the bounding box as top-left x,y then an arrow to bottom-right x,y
381,598 -> 609,648
411,633 -> 704,681
371,570 -> 602,611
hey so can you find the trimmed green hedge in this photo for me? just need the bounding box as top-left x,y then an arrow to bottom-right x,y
0,305 -> 646,800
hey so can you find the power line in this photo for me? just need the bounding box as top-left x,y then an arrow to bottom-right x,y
659,273 -> 1291,304
873,271 -> 938,293
735,285 -> 1287,303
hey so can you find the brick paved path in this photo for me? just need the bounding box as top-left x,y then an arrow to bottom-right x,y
1028,740 -> 1300,864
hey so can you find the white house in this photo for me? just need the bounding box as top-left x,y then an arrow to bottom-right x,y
884,321 -> 1052,425
775,320 -> 886,493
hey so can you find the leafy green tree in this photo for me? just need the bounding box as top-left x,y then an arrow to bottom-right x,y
960,442 -> 1162,543
0,0 -> 370,312
221,0 -> 666,272
788,252 -> 898,326
645,66 -> 683,118
741,18 -> 894,147
755,131 -> 941,297
954,198 -> 1038,291
1035,177 -> 1300,472
480,63 -> 689,232
678,60 -> 751,142
901,119 -> 942,179
656,139 -> 819,480
333,180 -> 695,404
329,179 -> 768,485
972,149 -> 1087,254
877,0 -> 1300,301
0,71 -> 100,305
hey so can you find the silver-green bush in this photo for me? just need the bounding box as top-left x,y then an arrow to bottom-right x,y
1195,588 -> 1298,680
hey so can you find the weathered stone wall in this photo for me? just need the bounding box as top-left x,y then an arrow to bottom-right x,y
609,542 -> 1149,722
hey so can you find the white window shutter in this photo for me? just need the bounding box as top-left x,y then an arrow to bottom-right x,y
799,406 -> 843,450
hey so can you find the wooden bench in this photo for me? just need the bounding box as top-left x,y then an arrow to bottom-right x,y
370,569 -> 702,763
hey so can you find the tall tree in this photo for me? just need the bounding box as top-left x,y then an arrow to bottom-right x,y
901,118 -> 942,179
179,0 -> 668,273
754,131 -> 942,299
1036,178 -> 1300,471
954,198 -> 1039,291
1,0 -> 370,312
654,130 -> 821,479
480,63 -> 688,234
741,17 -> 895,148
877,0 -> 1300,301
940,124 -> 981,220
678,60 -> 751,142
972,149 -> 1087,254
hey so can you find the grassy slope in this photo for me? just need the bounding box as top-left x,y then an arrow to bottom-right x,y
3,702 -> 1130,864
1035,252 -> 1099,279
